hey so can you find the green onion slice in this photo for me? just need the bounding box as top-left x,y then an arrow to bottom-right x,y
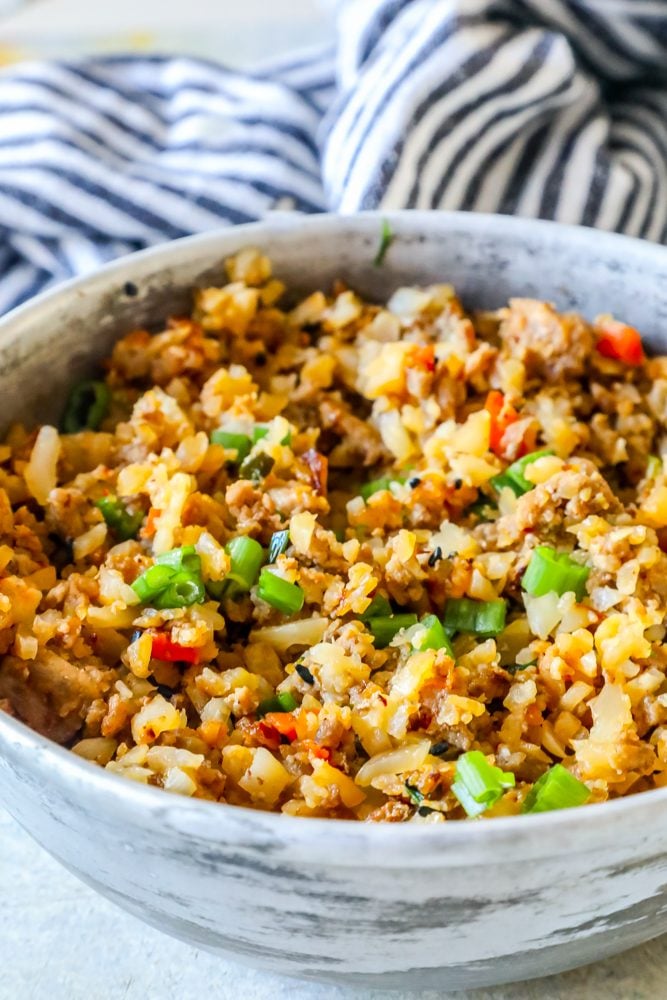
257,569 -> 305,615
360,593 -> 392,622
210,430 -> 252,463
239,452 -> 275,482
491,449 -> 554,496
467,497 -> 498,522
153,572 -> 206,609
443,598 -> 506,637
257,691 -> 298,717
451,750 -> 515,817
155,545 -> 201,575
412,614 -> 454,656
268,529 -> 290,563
367,613 -> 418,648
252,424 -> 292,446
521,764 -> 590,814
359,476 -> 405,502
62,380 -> 111,433
224,536 -> 265,596
522,546 -> 590,601
95,496 -> 143,541
131,564 -> 177,602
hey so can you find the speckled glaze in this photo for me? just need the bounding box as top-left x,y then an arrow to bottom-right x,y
2,213 -> 667,990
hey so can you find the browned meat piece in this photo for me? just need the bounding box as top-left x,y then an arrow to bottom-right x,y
0,650 -> 114,743
499,299 -> 594,381
366,800 -> 411,823
45,488 -> 96,541
514,460 -> 620,532
319,398 -> 387,467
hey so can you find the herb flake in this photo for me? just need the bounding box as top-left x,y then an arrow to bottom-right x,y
373,219 -> 394,267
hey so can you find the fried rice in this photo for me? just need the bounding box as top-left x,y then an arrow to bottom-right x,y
1,245 -> 667,822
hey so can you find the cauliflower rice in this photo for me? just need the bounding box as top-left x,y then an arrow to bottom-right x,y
2,245 -> 667,822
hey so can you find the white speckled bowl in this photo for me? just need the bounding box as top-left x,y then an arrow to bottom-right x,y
2,212 -> 667,991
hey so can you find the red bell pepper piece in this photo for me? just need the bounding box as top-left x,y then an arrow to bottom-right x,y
485,390 -> 520,455
596,320 -> 644,366
151,632 -> 201,664
262,711 -> 298,742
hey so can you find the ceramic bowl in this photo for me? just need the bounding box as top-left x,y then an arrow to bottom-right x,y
2,212 -> 667,991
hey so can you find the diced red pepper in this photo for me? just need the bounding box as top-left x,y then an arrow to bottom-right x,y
151,632 -> 201,664
262,711 -> 298,742
596,320 -> 644,366
410,345 -> 436,372
256,721 -> 282,750
300,739 -> 331,760
485,390 -> 520,455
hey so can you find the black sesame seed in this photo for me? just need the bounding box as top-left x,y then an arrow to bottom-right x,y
418,805 -> 439,816
454,478 -> 463,490
408,477 -> 421,488
155,683 -> 175,699
254,352 -> 267,367
427,546 -> 443,567
296,663 -> 315,685
123,281 -> 138,297
430,740 -> 450,756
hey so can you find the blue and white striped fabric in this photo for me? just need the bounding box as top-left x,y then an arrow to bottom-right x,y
1,0 -> 667,314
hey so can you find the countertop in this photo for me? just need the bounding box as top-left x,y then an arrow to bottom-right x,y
2,2 -> 667,997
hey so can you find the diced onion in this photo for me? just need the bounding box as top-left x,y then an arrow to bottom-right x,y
355,739 -> 431,787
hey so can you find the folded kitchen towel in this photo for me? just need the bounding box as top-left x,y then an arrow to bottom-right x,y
1,0 -> 666,313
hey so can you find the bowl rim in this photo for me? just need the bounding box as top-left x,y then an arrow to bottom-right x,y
2,208 -> 667,852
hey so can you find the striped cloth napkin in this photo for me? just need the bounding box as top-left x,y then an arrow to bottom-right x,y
0,0 -> 666,314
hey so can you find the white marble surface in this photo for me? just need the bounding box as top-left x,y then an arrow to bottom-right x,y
2,802 -> 667,999
0,0 -> 330,66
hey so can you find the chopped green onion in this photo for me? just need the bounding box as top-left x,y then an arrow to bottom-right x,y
360,593 -> 392,621
257,691 -> 298,717
412,614 -> 454,656
646,455 -> 662,479
210,429 -> 252,463
522,546 -> 589,601
360,476 -> 405,501
153,572 -> 206,609
131,564 -> 178,602
467,497 -> 497,521
257,569 -> 305,615
252,425 -> 269,443
224,536 -> 265,595
451,750 -> 515,817
506,659 -> 537,675
491,449 -> 554,496
155,545 -> 201,575
373,219 -> 394,268
62,380 -> 110,433
252,425 -> 292,445
443,598 -> 506,637
404,782 -> 424,806
268,529 -> 290,563
367,613 -> 418,648
95,496 -> 143,541
521,763 -> 590,814
239,452 -> 275,482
